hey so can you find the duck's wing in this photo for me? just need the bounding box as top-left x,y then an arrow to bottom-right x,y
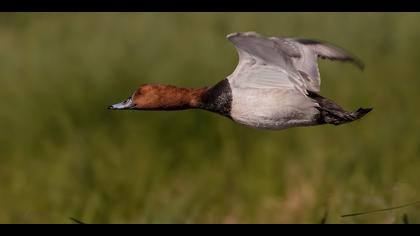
290,38 -> 364,92
226,32 -> 363,93
226,32 -> 306,94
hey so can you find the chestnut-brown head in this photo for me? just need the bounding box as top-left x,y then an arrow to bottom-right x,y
108,84 -> 207,111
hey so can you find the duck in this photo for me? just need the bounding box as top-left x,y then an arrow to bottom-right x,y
109,32 -> 372,130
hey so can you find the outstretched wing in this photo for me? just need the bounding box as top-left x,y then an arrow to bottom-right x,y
226,32 -> 307,94
295,38 -> 364,69
226,32 -> 364,93
291,38 -> 364,92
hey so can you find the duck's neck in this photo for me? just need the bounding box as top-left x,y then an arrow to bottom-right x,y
137,84 -> 208,110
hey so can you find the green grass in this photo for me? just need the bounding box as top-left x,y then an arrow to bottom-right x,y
1,12 -> 420,223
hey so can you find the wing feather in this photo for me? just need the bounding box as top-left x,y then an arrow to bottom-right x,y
227,32 -> 307,94
226,32 -> 364,94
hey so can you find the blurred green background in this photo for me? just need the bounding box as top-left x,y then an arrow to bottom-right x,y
0,13 -> 419,224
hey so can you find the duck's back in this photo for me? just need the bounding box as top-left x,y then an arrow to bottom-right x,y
230,87 -> 319,130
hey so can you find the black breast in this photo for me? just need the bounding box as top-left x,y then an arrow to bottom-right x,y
199,79 -> 232,118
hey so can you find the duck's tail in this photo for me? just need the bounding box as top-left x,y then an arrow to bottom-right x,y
307,90 -> 372,125
351,108 -> 373,120
320,107 -> 373,125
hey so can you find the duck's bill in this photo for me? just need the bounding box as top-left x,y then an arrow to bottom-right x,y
108,97 -> 136,110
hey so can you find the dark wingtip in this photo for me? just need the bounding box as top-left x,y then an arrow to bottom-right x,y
70,217 -> 86,224
351,57 -> 365,71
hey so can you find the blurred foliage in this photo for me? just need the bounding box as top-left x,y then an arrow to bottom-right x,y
0,13 -> 420,223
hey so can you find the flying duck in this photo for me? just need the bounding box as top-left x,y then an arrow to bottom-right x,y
109,32 -> 372,130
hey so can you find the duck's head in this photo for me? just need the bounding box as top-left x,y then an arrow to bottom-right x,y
108,85 -> 157,110
108,84 -> 203,110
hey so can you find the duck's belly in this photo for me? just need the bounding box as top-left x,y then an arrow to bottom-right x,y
230,87 -> 320,130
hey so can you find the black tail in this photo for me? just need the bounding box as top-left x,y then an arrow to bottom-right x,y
307,90 -> 372,125
352,107 -> 373,120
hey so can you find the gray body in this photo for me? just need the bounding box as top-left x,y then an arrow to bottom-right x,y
230,87 -> 319,130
